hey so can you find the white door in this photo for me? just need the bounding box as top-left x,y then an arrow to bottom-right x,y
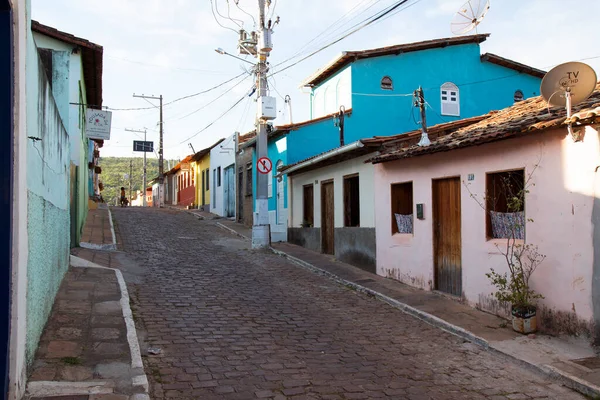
276,160 -> 285,225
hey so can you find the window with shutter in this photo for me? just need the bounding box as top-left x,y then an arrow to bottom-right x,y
440,82 -> 460,116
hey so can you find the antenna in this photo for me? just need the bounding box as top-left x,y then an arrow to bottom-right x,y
451,0 -> 490,35
541,62 -> 597,141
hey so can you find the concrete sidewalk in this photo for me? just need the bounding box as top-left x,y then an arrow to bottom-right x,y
80,204 -> 116,251
26,259 -> 148,400
25,204 -> 148,400
216,219 -> 600,398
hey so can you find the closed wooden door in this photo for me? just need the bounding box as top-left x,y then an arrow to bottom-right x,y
432,177 -> 462,296
321,181 -> 335,255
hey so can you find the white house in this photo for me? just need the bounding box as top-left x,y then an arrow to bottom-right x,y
210,134 -> 237,218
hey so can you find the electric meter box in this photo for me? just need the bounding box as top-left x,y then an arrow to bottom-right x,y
258,96 -> 277,120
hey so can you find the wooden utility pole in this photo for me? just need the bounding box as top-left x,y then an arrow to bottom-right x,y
129,159 -> 133,203
133,93 -> 164,206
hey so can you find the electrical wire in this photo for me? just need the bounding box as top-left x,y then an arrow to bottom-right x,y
210,0 -> 240,34
272,0 -> 410,72
270,0 -> 416,77
215,0 -> 242,28
105,55 -> 231,74
79,72 -> 251,111
179,90 -> 252,144
268,0 -> 278,20
170,73 -> 253,121
267,76 -> 286,102
32,141 -> 66,176
234,0 -> 256,27
164,71 -> 250,106
225,0 -> 245,28
424,100 -> 449,123
236,95 -> 254,132
275,0 -> 380,69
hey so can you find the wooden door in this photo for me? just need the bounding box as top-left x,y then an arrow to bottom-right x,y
321,181 -> 335,255
432,177 -> 462,296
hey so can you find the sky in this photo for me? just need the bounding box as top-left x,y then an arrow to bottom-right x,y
31,0 -> 600,162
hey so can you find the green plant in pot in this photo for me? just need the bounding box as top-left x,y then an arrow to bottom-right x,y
486,243 -> 545,334
464,165 -> 546,334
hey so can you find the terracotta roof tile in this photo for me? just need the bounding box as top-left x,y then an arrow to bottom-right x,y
302,34 -> 490,87
367,83 -> 600,164
31,20 -> 103,108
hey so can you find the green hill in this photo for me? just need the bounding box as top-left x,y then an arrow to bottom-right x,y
98,157 -> 179,204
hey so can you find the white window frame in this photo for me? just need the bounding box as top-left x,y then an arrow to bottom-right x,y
440,82 -> 460,117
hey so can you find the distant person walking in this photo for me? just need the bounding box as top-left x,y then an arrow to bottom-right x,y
120,187 -> 128,207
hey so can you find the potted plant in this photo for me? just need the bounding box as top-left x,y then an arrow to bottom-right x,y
486,243 -> 545,334
301,220 -> 313,228
465,165 -> 546,334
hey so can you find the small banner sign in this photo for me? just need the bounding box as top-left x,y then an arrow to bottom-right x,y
85,109 -> 112,140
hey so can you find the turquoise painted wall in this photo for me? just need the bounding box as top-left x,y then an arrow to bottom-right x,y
347,43 -> 541,143
254,42 -> 542,215
34,32 -> 90,245
25,25 -> 71,364
286,117 -> 344,165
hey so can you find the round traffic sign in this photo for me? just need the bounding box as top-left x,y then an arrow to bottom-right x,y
257,157 -> 273,174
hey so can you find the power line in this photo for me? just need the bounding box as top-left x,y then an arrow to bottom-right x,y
225,0 -> 245,28
170,73 -> 253,121
71,72 -> 250,111
178,87 -> 254,144
270,0 -> 417,77
164,71 -> 250,107
105,55 -> 231,74
210,0 -> 239,34
277,0 -> 380,66
234,0 -> 256,26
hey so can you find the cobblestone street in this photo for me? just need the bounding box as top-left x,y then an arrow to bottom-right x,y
111,207 -> 583,400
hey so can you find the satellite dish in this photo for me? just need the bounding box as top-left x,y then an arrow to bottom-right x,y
541,62 -> 597,142
451,0 -> 491,35
541,62 -> 597,108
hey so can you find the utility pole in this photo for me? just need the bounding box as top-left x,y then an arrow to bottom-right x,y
133,93 -> 164,207
129,159 -> 133,204
125,128 -> 148,207
414,86 -> 430,146
251,0 -> 276,248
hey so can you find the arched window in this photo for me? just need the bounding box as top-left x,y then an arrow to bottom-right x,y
381,76 -> 393,90
514,89 -> 524,103
440,82 -> 460,116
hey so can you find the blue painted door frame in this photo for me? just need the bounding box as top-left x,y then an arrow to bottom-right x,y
0,1 -> 13,398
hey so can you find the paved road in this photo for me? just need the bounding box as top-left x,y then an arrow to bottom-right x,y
112,207 -> 582,400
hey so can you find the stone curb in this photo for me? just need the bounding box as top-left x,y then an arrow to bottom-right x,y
269,247 -> 600,398
215,222 -> 250,240
212,223 -> 600,397
68,255 -> 149,397
107,205 -> 117,247
80,207 -> 118,251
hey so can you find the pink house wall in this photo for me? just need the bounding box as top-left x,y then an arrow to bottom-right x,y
374,126 -> 600,329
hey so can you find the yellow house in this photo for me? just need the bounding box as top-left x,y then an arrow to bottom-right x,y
191,139 -> 224,210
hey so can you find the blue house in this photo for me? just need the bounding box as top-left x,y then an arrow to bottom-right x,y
243,33 -> 545,246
